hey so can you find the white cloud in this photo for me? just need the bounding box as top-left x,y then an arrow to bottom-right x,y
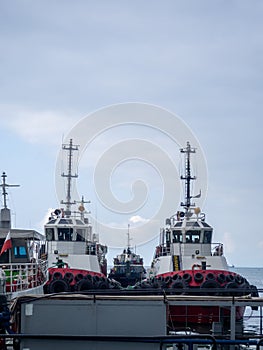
0,104 -> 77,144
129,215 -> 148,224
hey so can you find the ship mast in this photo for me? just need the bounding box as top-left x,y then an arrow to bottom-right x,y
0,172 -> 20,229
127,224 -> 132,251
61,139 -> 79,217
180,142 -> 196,210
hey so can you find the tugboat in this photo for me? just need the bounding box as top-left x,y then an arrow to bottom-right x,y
0,172 -> 48,300
108,225 -> 146,287
141,142 -> 258,328
43,139 -> 110,294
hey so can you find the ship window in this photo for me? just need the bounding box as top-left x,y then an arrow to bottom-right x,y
47,219 -> 56,224
76,229 -> 85,241
174,222 -> 182,227
86,244 -> 96,255
185,231 -> 200,243
166,230 -> 171,244
14,246 -> 27,258
58,219 -> 73,225
203,230 -> 212,243
58,228 -> 73,241
172,230 -> 182,243
202,222 -> 211,228
46,228 -> 54,241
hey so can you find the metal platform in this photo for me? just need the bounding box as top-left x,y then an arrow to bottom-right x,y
5,292 -> 263,350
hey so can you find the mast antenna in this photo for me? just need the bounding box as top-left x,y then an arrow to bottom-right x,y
180,142 -> 196,209
61,139 -> 79,217
127,224 -> 132,250
0,172 -> 20,209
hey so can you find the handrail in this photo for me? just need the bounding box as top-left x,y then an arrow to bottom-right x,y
0,260 -> 48,294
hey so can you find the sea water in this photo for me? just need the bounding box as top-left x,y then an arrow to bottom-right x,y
230,266 -> 263,335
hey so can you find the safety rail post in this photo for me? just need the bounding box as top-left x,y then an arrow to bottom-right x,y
230,297 -> 236,341
260,305 -> 263,336
256,337 -> 263,350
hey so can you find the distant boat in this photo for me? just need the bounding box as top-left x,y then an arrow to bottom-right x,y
0,172 -> 48,300
108,225 -> 146,287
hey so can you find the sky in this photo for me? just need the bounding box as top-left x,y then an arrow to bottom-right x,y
0,0 -> 262,267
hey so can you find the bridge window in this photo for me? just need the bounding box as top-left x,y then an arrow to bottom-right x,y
203,230 -> 212,243
14,246 -> 27,258
58,228 -> 73,241
172,230 -> 182,243
185,230 -> 200,243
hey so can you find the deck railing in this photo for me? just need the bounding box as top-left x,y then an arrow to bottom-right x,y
0,260 -> 48,294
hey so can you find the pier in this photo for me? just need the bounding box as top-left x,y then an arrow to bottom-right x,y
2,292 -> 263,349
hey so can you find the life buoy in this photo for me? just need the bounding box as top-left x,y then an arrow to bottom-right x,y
48,278 -> 70,293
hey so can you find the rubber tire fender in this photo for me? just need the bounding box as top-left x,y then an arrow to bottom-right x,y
217,273 -> 226,284
52,271 -> 63,280
225,281 -> 240,296
64,272 -> 74,283
170,281 -> 185,295
48,278 -> 70,293
194,272 -> 204,283
75,278 -> 93,291
200,280 -> 220,296
182,273 -> 192,283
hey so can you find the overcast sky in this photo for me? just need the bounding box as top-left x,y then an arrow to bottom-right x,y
0,1 -> 262,267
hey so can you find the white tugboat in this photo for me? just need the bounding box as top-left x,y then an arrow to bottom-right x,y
43,139 -> 111,294
0,172 -> 48,300
141,142 -> 258,328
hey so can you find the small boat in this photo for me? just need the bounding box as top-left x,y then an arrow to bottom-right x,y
0,172 -> 48,300
43,139 -> 111,294
139,142 -> 258,329
108,225 -> 146,287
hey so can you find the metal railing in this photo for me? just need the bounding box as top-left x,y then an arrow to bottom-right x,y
0,260 -> 48,295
